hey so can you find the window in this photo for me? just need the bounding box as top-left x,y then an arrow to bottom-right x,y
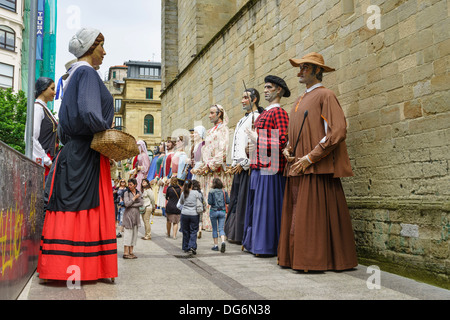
146,88 -> 153,100
114,117 -> 122,129
139,67 -> 149,77
144,115 -> 154,134
138,67 -> 160,78
112,71 -> 116,79
0,0 -> 16,11
114,99 -> 122,112
0,62 -> 14,89
0,25 -> 15,51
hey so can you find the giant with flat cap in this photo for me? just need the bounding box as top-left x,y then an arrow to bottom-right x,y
264,75 -> 291,97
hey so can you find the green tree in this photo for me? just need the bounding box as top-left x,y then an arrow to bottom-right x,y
0,88 -> 27,154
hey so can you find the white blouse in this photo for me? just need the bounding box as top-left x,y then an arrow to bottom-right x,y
231,110 -> 260,170
32,99 -> 57,166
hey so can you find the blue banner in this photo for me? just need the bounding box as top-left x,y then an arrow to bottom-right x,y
36,0 -> 45,60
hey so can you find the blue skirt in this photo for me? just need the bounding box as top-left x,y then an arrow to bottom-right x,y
242,170 -> 286,255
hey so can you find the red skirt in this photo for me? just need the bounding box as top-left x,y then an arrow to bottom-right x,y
37,154 -> 118,281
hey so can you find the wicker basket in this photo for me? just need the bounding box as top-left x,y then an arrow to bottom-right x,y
90,129 -> 139,161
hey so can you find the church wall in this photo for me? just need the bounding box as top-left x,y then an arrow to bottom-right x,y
160,0 -> 450,287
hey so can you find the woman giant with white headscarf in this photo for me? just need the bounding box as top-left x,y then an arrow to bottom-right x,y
190,125 -> 206,181
38,28 -> 118,282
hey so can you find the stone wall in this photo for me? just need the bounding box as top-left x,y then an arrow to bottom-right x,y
160,0 -> 449,287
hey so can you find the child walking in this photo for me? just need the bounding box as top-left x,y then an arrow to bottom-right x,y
208,178 -> 230,253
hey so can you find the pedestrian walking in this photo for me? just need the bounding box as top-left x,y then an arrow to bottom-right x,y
208,178 -> 230,253
165,176 -> 182,239
177,180 -> 204,254
123,178 -> 144,259
141,178 -> 155,240
277,52 -> 358,271
38,28 -> 118,281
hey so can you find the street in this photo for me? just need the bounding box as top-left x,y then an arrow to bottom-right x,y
19,214 -> 450,301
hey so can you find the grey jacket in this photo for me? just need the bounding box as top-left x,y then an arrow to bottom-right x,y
123,189 -> 144,229
177,190 -> 203,216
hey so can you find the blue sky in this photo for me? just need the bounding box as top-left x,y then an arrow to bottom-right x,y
55,0 -> 161,82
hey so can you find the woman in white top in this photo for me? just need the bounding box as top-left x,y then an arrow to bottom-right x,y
141,178 -> 155,240
33,77 -> 58,177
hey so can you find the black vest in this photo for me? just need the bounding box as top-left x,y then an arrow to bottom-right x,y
36,101 -> 59,157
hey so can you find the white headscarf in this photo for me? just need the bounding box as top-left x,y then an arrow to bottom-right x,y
69,27 -> 101,58
137,140 -> 148,155
212,104 -> 229,127
194,126 -> 206,140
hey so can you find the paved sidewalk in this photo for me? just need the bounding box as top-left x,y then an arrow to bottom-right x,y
19,214 -> 450,301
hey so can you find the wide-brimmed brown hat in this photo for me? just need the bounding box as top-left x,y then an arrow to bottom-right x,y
289,52 -> 335,72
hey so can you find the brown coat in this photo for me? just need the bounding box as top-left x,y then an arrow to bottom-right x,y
285,87 -> 353,178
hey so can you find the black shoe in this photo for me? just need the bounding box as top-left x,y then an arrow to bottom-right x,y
221,242 -> 226,253
190,248 -> 197,255
116,233 -> 122,238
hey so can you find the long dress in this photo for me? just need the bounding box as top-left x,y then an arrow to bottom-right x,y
242,104 -> 289,255
37,64 -> 118,281
147,154 -> 160,181
171,150 -> 188,183
147,154 -> 161,203
277,85 -> 358,271
135,141 -> 150,192
157,151 -> 174,209
225,110 -> 260,243
200,122 -> 231,232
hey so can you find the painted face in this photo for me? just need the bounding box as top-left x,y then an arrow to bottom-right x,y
41,82 -> 56,102
209,106 -> 220,124
91,41 -> 106,66
176,137 -> 184,149
297,63 -> 316,85
241,91 -> 252,111
159,142 -> 165,152
264,83 -> 280,102
166,140 -> 174,150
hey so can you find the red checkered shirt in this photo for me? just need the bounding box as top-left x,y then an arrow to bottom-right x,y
250,105 -> 289,174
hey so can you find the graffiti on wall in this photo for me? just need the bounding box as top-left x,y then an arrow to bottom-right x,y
0,141 -> 44,299
0,191 -> 38,275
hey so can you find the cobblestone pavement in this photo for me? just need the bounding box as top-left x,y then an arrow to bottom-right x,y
19,214 -> 450,302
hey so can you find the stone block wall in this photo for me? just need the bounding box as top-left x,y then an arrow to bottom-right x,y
160,0 -> 449,287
